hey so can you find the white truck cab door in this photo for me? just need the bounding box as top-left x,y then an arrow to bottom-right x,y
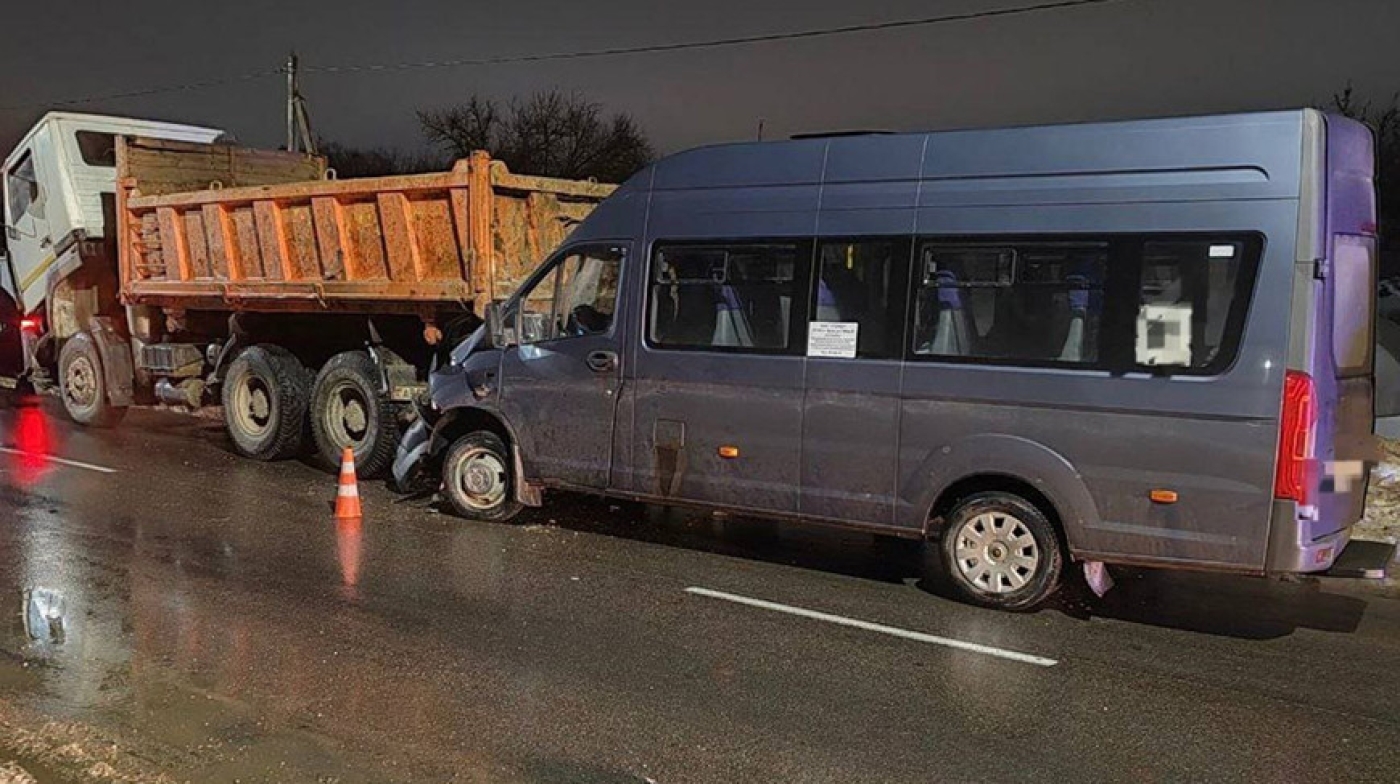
0,253 -> 15,305
5,138 -> 56,314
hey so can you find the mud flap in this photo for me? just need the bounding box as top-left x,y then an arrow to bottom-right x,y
1083,561 -> 1115,597
87,317 -> 134,407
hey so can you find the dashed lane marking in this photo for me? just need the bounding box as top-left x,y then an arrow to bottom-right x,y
685,586 -> 1058,667
0,447 -> 118,475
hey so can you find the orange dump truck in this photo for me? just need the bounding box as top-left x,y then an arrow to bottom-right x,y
16,119 -> 613,476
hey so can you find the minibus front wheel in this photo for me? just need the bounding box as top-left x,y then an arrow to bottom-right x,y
443,430 -> 524,522
935,491 -> 1065,611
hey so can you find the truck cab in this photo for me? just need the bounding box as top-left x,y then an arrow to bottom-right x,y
1,113 -> 222,385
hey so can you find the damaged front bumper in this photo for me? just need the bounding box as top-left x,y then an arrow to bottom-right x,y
392,417 -> 434,492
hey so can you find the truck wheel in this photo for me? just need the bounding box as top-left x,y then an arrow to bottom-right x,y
222,345 -> 311,461
310,351 -> 402,478
442,431 -> 523,522
933,492 -> 1065,612
58,333 -> 127,428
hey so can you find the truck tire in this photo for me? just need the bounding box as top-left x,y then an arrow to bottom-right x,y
222,345 -> 311,461
310,350 -> 402,477
442,431 -> 524,522
932,491 -> 1065,612
58,332 -> 127,428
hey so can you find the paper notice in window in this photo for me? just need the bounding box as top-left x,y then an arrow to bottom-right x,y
807,322 -> 860,359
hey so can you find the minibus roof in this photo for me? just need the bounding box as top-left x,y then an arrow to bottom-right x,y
630,109 -> 1323,198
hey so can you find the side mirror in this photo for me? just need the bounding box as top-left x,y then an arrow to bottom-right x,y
485,301 -> 503,347
485,301 -> 515,349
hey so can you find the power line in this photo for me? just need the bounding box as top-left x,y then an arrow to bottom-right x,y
0,68 -> 283,113
305,0 -> 1127,75
0,0 -> 1127,112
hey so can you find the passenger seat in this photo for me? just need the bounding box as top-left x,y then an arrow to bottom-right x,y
930,270 -> 972,356
1058,274 -> 1090,362
712,285 -> 755,347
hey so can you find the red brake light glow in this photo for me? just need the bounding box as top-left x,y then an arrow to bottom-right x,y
1274,370 -> 1317,506
19,317 -> 40,333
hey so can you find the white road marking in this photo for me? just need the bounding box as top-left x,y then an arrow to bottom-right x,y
0,447 -> 118,475
685,586 -> 1058,667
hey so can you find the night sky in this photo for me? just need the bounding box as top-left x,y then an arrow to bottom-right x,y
1,0 -> 1398,158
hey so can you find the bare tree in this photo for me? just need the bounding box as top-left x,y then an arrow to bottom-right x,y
317,140 -> 445,179
1332,83 -> 1398,145
419,90 -> 654,182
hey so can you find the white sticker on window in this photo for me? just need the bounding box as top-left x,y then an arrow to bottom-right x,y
807,322 -> 860,359
1209,244 -> 1236,259
1136,304 -> 1193,366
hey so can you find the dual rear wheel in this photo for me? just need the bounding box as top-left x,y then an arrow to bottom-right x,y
222,346 -> 401,476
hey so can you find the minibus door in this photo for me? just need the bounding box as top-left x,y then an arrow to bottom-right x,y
498,244 -> 627,489
799,238 -> 911,527
627,240 -> 810,514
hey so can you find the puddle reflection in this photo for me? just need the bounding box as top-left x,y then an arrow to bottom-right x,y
336,517 -> 362,599
10,397 -> 54,487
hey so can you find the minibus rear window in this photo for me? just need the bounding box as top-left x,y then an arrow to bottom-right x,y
1332,234 -> 1376,377
1135,239 -> 1257,372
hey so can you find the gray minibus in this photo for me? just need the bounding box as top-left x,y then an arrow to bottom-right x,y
394,109 -> 1389,610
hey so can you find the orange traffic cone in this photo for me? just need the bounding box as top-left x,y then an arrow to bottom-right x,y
334,446 -> 363,520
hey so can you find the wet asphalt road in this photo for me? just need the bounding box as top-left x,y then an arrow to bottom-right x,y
1,394 -> 1399,783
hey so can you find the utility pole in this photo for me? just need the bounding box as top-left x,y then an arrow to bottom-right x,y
285,52 -> 297,152
284,52 -> 317,155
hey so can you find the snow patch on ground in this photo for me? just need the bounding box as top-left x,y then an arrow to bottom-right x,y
1359,438 -> 1400,544
0,762 -> 38,784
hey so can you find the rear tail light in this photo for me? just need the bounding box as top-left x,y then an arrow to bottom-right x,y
19,316 -> 41,333
1274,370 -> 1317,506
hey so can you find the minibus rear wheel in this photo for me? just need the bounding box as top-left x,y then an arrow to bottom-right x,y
443,431 -> 523,522
936,491 -> 1064,611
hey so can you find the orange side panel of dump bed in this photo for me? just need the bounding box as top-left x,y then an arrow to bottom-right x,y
117,137 -> 615,316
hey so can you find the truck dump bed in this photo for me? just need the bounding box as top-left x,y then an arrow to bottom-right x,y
117,137 -> 615,315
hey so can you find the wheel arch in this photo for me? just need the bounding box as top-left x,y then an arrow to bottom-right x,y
434,405 -> 516,455
86,317 -> 135,407
913,434 -> 1100,553
432,405 -> 540,507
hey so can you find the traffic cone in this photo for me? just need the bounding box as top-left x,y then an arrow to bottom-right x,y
334,446 -> 363,520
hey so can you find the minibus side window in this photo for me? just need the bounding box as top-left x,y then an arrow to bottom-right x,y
1135,239 -> 1254,371
911,241 -> 1107,365
649,242 -> 801,352
812,239 -> 909,359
